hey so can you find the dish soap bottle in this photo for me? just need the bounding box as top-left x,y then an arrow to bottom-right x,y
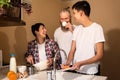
9,54 -> 17,73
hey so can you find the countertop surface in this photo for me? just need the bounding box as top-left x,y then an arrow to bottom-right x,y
0,66 -> 9,79
0,66 -> 107,80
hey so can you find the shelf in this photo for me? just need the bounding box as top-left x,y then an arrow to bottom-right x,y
0,16 -> 26,27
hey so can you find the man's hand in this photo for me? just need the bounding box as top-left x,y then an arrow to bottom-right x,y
71,62 -> 82,70
65,22 -> 73,32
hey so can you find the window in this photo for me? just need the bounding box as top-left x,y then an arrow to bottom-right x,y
0,0 -> 25,27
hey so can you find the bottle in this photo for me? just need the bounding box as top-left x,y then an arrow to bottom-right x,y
9,54 -> 17,73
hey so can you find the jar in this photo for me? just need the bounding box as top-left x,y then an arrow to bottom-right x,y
27,66 -> 35,75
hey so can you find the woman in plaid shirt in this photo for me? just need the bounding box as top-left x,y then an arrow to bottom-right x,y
25,23 -> 61,70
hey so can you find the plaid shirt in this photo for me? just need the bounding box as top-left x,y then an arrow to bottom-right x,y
25,39 -> 61,69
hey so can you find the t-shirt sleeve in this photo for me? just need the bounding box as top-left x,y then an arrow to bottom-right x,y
72,27 -> 79,41
54,29 -> 58,42
95,26 -> 105,43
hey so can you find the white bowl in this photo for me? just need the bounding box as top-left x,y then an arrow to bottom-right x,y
33,60 -> 48,71
17,65 -> 27,74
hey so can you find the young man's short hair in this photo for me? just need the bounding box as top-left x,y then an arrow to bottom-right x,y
72,1 -> 91,17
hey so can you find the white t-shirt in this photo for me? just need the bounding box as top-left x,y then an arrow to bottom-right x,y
38,42 -> 47,61
54,26 -> 75,64
73,22 -> 105,74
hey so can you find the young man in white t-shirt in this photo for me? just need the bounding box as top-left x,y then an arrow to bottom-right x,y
54,8 -> 75,64
66,1 -> 105,75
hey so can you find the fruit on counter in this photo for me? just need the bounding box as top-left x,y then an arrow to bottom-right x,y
17,72 -> 23,78
7,71 -> 17,80
23,70 -> 28,78
61,64 -> 70,69
17,71 -> 28,78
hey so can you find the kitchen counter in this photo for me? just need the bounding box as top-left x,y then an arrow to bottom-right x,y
0,66 -> 9,80
0,66 -> 107,80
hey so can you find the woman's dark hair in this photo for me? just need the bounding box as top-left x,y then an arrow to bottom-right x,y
72,1 -> 91,17
31,23 -> 49,39
31,23 -> 45,37
46,34 -> 50,39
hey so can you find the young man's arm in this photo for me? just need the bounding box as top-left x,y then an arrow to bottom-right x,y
66,40 -> 76,65
72,42 -> 104,70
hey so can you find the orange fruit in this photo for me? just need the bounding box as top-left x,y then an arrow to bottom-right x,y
63,65 -> 70,69
61,65 -> 70,69
7,71 -> 17,80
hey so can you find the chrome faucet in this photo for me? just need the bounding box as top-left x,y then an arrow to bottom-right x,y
53,49 -> 67,80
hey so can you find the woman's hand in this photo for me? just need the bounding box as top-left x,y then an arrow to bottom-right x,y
47,58 -> 53,67
26,55 -> 34,64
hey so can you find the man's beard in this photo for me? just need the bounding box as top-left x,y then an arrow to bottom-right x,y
61,24 -> 69,32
